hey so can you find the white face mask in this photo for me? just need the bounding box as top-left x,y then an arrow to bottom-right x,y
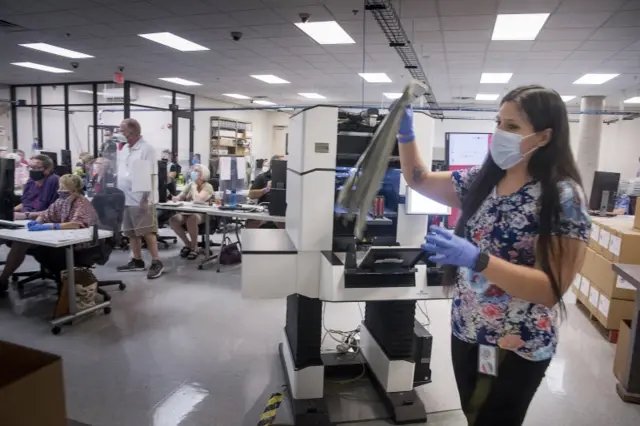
490,128 -> 539,170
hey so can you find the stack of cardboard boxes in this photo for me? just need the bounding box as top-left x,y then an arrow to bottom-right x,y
572,214 -> 638,338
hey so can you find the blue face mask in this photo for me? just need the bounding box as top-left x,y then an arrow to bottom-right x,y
58,190 -> 71,200
190,171 -> 199,181
490,128 -> 539,170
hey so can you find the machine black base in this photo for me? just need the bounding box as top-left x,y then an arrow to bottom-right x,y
278,343 -> 332,426
366,363 -> 427,425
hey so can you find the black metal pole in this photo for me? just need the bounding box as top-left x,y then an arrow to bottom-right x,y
171,92 -> 178,156
64,84 -> 69,150
92,83 -> 98,157
189,94 -> 195,158
124,81 -> 131,119
10,86 -> 17,150
36,86 -> 42,149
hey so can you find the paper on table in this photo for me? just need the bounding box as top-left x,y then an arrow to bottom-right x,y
236,157 -> 246,179
219,156 -> 231,180
131,159 -> 153,192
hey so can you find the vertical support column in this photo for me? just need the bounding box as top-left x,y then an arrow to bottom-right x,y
10,86 -> 17,150
189,94 -> 195,158
63,85 -> 70,150
576,96 -> 605,199
35,86 -> 42,149
92,83 -> 98,157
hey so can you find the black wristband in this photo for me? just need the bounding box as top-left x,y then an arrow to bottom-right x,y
473,251 -> 490,273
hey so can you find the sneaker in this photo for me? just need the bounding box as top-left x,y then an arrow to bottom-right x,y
147,260 -> 164,279
117,258 -> 146,272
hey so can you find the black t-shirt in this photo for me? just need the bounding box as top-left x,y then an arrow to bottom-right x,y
251,171 -> 271,204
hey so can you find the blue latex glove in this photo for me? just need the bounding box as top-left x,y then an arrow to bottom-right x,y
26,220 -> 39,229
28,223 -> 54,232
397,105 -> 415,143
422,225 -> 480,268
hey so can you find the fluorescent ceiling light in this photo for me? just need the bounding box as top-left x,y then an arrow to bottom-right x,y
253,100 -> 276,105
573,73 -> 619,85
160,95 -> 186,100
383,93 -> 402,100
298,93 -> 326,99
561,95 -> 576,102
359,73 -> 392,83
623,97 -> 640,104
480,72 -> 512,84
11,62 -> 72,73
491,13 -> 550,41
19,43 -> 93,59
76,90 -> 106,95
476,93 -> 500,101
139,32 -> 208,52
295,21 -> 355,45
223,94 -> 251,99
251,74 -> 289,84
159,77 -> 201,86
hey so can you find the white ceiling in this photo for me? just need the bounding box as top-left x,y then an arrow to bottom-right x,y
1,0 -> 640,109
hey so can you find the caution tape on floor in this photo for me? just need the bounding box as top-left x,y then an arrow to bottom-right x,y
257,391 -> 284,426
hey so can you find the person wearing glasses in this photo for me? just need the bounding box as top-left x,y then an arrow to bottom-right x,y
13,154 -> 60,220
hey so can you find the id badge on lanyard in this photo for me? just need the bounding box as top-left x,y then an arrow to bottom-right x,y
478,344 -> 499,377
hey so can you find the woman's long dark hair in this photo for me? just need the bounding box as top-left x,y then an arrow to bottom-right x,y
442,85 -> 583,311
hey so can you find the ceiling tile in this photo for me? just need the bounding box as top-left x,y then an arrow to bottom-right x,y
536,29 -> 594,42
604,10 -> 640,27
437,0 -> 499,16
566,50 -> 617,61
545,13 -> 613,29
412,31 -> 443,43
443,30 -> 492,43
212,0 -> 265,11
287,46 -> 327,55
186,13 -> 240,28
497,0 -> 559,13
229,9 -> 287,25
272,6 -> 332,23
556,0 -> 625,13
525,51 -> 573,61
110,1 -> 172,19
440,15 -> 496,31
401,18 -> 441,32
397,0 -> 438,18
580,40 -> 637,51
7,11 -> 94,29
249,24 -> 302,38
445,42 -> 488,52
489,41 -> 535,51
532,41 -> 583,51
556,59 -> 604,72
621,0 -> 640,10
589,27 -> 640,41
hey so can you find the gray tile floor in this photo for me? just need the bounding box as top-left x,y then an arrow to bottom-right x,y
0,243 -> 639,426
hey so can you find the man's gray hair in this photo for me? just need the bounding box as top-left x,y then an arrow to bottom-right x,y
121,118 -> 141,136
31,154 -> 53,170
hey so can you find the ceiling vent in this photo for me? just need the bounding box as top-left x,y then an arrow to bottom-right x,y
452,96 -> 475,102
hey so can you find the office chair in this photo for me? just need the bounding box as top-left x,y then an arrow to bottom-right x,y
157,210 -> 178,249
75,188 -> 127,292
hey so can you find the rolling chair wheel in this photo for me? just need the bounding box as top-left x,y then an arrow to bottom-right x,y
198,265 -> 203,270
104,306 -> 112,315
51,326 -> 61,335
11,276 -> 18,283
119,283 -> 126,291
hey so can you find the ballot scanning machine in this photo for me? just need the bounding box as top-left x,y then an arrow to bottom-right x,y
241,106 -> 441,425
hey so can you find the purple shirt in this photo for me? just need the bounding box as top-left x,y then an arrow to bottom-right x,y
21,173 -> 60,212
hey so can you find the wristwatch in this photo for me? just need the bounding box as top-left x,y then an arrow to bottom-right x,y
473,251 -> 490,273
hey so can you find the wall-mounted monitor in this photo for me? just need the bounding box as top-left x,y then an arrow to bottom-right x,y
406,188 -> 451,216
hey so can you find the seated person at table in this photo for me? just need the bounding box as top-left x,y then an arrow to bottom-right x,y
247,155 -> 284,229
14,154 -> 60,220
90,157 -> 117,193
169,164 -> 214,259
0,174 -> 98,294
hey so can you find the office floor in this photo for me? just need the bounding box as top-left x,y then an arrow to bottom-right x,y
0,242 -> 639,426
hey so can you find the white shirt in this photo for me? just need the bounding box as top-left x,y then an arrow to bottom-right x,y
117,138 -> 158,206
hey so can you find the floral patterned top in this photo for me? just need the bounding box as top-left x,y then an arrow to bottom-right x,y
451,167 -> 591,361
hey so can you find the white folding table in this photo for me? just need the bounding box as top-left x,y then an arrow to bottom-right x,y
0,227 -> 113,334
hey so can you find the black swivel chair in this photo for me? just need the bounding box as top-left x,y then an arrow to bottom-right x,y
196,177 -> 221,253
157,179 -> 178,248
74,188 -> 127,292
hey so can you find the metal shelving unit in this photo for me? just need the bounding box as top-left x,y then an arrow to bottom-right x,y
209,116 -> 252,176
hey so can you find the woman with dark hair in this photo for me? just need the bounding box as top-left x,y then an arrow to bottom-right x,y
398,85 -> 591,425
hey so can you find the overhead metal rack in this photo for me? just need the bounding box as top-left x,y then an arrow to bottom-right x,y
365,0 -> 444,119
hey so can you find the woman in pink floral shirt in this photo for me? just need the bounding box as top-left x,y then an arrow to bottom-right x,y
0,174 -> 98,296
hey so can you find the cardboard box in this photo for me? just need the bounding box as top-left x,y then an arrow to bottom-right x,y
591,290 -> 636,329
591,216 -> 640,263
614,319 -> 632,382
0,340 -> 67,426
580,248 -> 636,301
635,198 -> 640,230
578,275 -> 590,305
588,285 -> 600,312
589,222 -> 601,250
